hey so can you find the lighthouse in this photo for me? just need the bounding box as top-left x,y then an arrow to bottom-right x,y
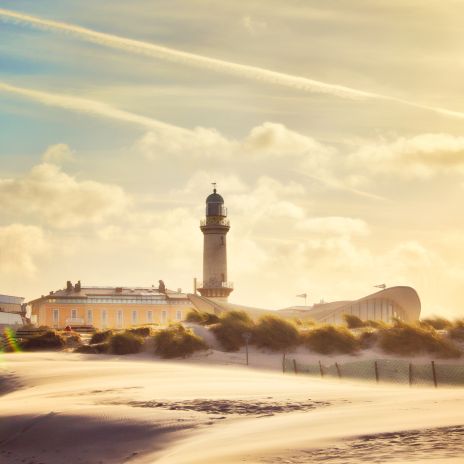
197,184 -> 233,301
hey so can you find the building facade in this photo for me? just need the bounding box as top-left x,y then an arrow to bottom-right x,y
29,282 -> 195,330
0,294 -> 26,326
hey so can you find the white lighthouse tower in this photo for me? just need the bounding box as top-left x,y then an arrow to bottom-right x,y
197,184 -> 233,301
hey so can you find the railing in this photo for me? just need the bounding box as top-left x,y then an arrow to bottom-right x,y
197,281 -> 234,289
200,217 -> 230,227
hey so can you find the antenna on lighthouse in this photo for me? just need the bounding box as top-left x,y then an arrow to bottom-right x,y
212,182 -> 217,193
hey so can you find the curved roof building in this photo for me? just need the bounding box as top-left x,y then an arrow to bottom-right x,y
278,286 -> 421,323
189,286 -> 421,324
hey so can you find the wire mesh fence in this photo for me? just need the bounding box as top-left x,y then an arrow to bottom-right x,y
284,357 -> 464,387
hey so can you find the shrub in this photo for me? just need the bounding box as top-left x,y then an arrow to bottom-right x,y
420,317 -> 452,330
74,344 -> 98,354
365,320 -> 387,329
302,325 -> 359,354
21,330 -> 65,351
126,327 -> 152,337
75,342 -> 109,354
358,330 -> 378,349
64,333 -> 82,348
211,310 -> 255,352
90,330 -> 113,344
185,309 -> 220,326
154,324 -> 208,358
108,332 -> 144,355
448,320 -> 464,341
253,315 -> 300,351
379,324 -> 461,358
343,314 -> 365,329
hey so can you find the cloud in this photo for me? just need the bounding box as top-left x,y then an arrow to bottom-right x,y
137,122 -> 333,171
2,8 -> 464,119
241,16 -> 267,34
42,143 -> 74,164
296,216 -> 370,237
135,126 -> 233,159
0,162 -> 129,228
0,224 -> 47,274
349,133 -> 464,178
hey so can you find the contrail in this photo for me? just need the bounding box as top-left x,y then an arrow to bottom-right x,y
0,81 -> 192,135
293,170 -> 388,202
1,8 -> 464,119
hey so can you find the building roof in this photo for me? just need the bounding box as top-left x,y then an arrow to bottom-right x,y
279,287 -> 421,322
29,285 -> 189,304
189,286 -> 421,322
206,191 -> 224,204
0,294 -> 24,304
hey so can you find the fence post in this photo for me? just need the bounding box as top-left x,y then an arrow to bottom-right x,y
293,359 -> 298,374
431,361 -> 438,388
409,363 -> 413,387
335,362 -> 341,379
282,353 -> 286,374
318,360 -> 324,378
374,361 -> 379,383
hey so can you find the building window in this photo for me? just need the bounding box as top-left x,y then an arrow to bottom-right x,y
52,309 -> 59,324
71,308 -> 77,320
117,310 -> 123,328
132,310 -> 138,325
147,310 -> 153,323
87,309 -> 93,324
101,309 -> 107,328
176,310 -> 182,321
161,310 -> 167,324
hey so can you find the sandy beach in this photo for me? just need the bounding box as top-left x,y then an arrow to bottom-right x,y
1,351 -> 463,464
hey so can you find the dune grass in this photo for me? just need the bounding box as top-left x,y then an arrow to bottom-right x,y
302,325 -> 359,354
211,310 -> 255,352
108,332 -> 144,355
126,326 -> 153,337
420,317 -> 453,330
253,315 -> 300,351
185,309 -> 220,326
153,324 -> 208,358
90,330 -> 113,344
379,323 -> 461,358
21,330 -> 66,351
343,314 -> 365,329
448,319 -> 464,341
75,342 -> 109,354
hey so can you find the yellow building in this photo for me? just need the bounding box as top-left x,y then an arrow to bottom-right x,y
29,281 -> 195,330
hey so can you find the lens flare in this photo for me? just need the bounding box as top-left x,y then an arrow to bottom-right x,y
1,328 -> 21,353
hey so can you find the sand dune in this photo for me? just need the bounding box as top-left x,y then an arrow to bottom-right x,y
0,352 -> 463,463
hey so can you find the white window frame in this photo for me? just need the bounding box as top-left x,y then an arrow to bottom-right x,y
131,310 -> 138,325
52,308 -> 59,325
101,309 -> 108,328
117,310 -> 123,328
176,310 -> 182,321
87,309 -> 93,324
161,310 -> 167,324
71,308 -> 77,320
147,310 -> 153,323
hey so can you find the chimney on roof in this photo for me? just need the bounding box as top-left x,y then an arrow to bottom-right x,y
66,281 -> 73,292
75,280 -> 81,292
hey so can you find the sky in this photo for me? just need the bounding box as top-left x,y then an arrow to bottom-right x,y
1,0 -> 464,318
